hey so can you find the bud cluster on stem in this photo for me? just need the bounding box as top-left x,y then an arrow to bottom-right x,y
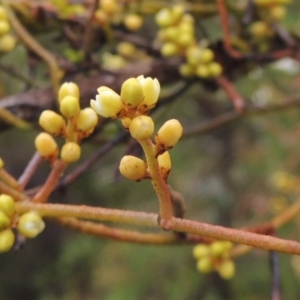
90,75 -> 183,230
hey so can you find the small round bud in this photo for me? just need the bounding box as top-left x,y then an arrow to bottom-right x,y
119,155 -> 146,181
100,0 -> 119,14
39,110 -> 66,135
94,9 -> 108,25
0,211 -> 10,230
155,8 -> 175,27
177,32 -> 194,47
123,14 -> 143,31
250,21 -> 273,39
156,119 -> 183,148
35,133 -> 59,159
270,5 -> 286,21
157,151 -> 172,177
60,95 -> 80,118
61,142 -> 81,163
90,87 -> 123,118
17,211 -> 45,238
179,63 -> 195,77
121,78 -> 144,107
117,42 -> 136,58
0,194 -> 15,217
58,82 -> 80,103
129,116 -> 154,140
0,20 -> 10,36
161,42 -> 179,57
0,229 -> 15,252
137,76 -> 161,111
0,34 -> 17,52
210,241 -> 227,257
76,108 -> 98,132
196,65 -> 210,78
193,244 -> 210,259
196,257 -> 213,273
186,46 -> 204,66
199,48 -> 214,64
217,259 -> 235,279
207,62 -> 223,77
121,117 -> 132,130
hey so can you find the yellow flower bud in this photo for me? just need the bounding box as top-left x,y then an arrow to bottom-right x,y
123,14 -> 143,31
0,229 -> 15,252
137,76 -> 161,111
193,244 -> 210,259
250,21 -> 273,39
39,110 -> 66,135
90,87 -> 123,118
121,117 -> 132,130
0,7 -> 8,21
210,241 -> 228,257
17,211 -> 45,238
199,48 -> 215,64
177,32 -> 194,47
61,142 -> 81,163
75,108 -> 98,132
60,95 -> 80,118
117,42 -> 136,58
270,5 -> 286,21
217,259 -> 235,279
100,0 -> 119,14
58,82 -> 80,103
129,116 -> 154,140
196,257 -> 213,273
0,194 -> 15,217
164,27 -> 179,41
0,34 -> 17,52
156,119 -> 183,148
161,42 -> 179,57
172,4 -> 185,21
121,78 -> 144,107
119,155 -> 146,181
186,46 -> 203,66
35,132 -> 59,160
179,63 -> 195,77
196,65 -> 210,78
0,211 -> 10,230
207,62 -> 223,77
0,20 -> 10,36
94,9 -> 108,25
157,151 -> 171,178
155,8 -> 175,27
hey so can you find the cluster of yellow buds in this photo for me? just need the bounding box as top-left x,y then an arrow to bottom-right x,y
0,5 -> 17,53
90,75 -> 183,181
101,42 -> 149,71
94,0 -> 143,31
36,82 -> 98,163
0,194 -> 45,252
254,0 -> 292,22
155,5 -> 222,79
193,241 -> 235,280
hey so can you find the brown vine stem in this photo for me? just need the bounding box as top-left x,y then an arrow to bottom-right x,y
56,218 -> 182,245
139,139 -> 173,231
216,76 -> 245,113
3,1 -> 61,95
18,152 -> 43,190
183,97 -> 300,138
15,202 -> 300,254
31,160 -> 67,203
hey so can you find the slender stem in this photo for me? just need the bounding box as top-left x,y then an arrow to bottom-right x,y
0,169 -> 19,189
55,218 -> 183,245
31,160 -> 67,203
18,152 -> 43,190
0,108 -> 31,129
15,202 -> 300,254
0,181 -> 26,201
3,1 -> 61,95
139,139 -> 173,230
